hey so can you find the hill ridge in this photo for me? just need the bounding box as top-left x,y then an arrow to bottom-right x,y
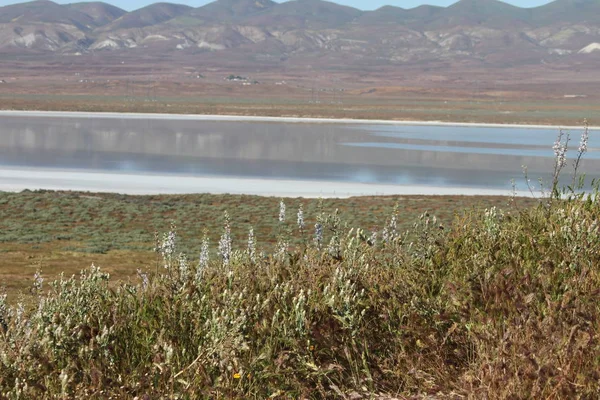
0,0 -> 598,72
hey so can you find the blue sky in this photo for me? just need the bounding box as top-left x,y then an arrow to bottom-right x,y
0,0 -> 556,11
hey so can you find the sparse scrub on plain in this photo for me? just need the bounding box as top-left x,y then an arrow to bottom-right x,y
0,191 -> 525,296
0,125 -> 599,398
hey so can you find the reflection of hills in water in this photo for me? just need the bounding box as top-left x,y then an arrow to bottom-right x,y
0,116 -> 599,190
0,148 -> 539,188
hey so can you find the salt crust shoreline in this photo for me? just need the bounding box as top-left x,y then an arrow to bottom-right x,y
0,167 -> 535,198
0,110 -> 597,130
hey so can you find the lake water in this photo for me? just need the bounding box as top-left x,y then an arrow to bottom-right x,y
0,112 -> 598,196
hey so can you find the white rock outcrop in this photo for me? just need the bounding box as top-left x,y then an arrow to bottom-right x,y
578,43 -> 600,54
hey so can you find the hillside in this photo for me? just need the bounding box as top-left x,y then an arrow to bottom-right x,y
0,0 -> 95,28
532,0 -> 600,24
430,0 -> 533,28
99,2 -> 193,31
249,0 -> 364,28
0,0 -> 598,72
188,0 -> 276,22
66,2 -> 127,26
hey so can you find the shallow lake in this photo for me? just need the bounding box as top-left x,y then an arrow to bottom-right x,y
0,113 -> 598,196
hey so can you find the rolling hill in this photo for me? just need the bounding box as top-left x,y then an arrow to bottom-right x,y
0,0 -> 598,70
0,0 -> 96,29
188,0 -> 275,22
99,2 -> 193,31
66,2 -> 127,27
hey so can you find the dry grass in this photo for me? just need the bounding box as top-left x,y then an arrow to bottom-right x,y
0,191 -> 538,299
1,192 -> 599,398
0,86 -> 596,126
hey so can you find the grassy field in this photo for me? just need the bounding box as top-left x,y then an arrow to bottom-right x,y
1,188 -> 599,398
0,191 -> 539,298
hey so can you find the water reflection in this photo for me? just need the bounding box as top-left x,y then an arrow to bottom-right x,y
343,142 -> 600,159
0,115 -> 598,191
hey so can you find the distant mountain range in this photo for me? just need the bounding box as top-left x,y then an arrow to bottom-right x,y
1,0 -> 599,68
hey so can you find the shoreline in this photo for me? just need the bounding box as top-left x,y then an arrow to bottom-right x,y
0,109 -> 597,130
0,167 -> 534,198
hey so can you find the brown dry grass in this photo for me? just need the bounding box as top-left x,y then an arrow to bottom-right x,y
0,94 -> 596,126
0,70 -> 597,126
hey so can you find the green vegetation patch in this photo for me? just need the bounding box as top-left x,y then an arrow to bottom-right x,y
0,190 -> 527,256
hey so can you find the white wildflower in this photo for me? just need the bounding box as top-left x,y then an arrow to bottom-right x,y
0,293 -> 7,329
33,270 -> 44,293
137,269 -> 149,290
327,235 -> 340,259
197,234 -> 209,282
60,369 -> 68,396
275,239 -> 288,260
553,135 -> 568,169
369,230 -> 377,246
297,204 -> 305,230
178,253 -> 189,283
165,344 -> 174,365
247,227 -> 257,263
218,212 -> 232,266
578,126 -> 589,155
15,302 -> 24,323
314,222 -> 323,248
279,199 -> 286,223
382,213 -> 398,243
158,226 -> 177,269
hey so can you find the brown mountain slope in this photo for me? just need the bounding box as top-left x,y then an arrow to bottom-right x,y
356,4 -> 445,26
188,0 -> 275,22
355,6 -> 409,25
532,0 -> 600,24
0,0 -> 96,51
0,0 -> 95,30
427,0 -> 533,29
66,2 -> 127,27
99,2 -> 192,31
247,0 -> 363,29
